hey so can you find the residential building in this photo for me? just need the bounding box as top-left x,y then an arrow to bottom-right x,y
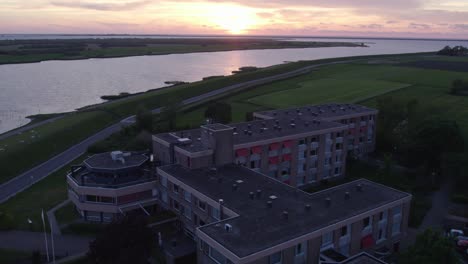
157,164 -> 411,264
253,103 -> 378,158
153,103 -> 377,189
67,151 -> 158,222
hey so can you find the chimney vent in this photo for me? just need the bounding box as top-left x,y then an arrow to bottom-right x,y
356,184 -> 363,192
249,192 -> 255,200
325,197 -> 332,207
267,200 -> 273,208
232,184 -> 238,191
282,211 -> 289,220
224,224 -> 232,232
345,192 -> 350,199
256,189 -> 262,199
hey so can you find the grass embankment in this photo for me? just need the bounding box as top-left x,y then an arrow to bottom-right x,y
0,54 -> 407,185
0,249 -> 31,264
0,38 -> 363,65
0,156 -> 86,231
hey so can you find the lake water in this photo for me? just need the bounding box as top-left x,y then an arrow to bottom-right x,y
0,37 -> 467,134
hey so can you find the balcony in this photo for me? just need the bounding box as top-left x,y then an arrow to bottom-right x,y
250,154 -> 261,161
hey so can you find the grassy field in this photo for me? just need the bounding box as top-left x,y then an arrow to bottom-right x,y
0,156 -> 86,231
0,249 -> 31,264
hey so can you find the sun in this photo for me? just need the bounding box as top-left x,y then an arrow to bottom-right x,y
206,5 -> 258,34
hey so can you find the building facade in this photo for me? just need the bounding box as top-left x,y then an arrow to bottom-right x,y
157,165 -> 411,264
67,151 -> 159,222
153,103 -> 377,189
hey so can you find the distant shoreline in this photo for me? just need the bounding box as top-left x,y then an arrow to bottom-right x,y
0,38 -> 365,65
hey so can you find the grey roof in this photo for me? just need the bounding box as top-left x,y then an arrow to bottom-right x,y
154,117 -> 346,153
255,103 -> 378,121
158,164 -> 410,258
84,151 -> 148,171
338,252 -> 387,264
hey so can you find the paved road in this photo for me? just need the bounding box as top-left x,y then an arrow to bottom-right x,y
0,60 -> 351,204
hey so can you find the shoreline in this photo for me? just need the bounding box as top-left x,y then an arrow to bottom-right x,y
0,39 -> 364,66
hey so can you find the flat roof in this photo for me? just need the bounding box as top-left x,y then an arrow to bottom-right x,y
84,151 -> 148,171
154,117 -> 345,153
158,164 -> 410,258
255,103 -> 378,121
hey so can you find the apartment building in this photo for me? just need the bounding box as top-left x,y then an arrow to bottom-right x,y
253,103 -> 378,158
153,115 -> 351,189
67,151 -> 158,222
156,164 -> 411,264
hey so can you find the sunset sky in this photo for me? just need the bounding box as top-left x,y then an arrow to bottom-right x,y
1,0 -> 468,39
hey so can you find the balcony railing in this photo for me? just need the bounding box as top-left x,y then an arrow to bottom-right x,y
68,173 -> 157,189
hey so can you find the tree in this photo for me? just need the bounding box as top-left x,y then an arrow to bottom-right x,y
204,102 -> 232,124
159,100 -> 181,130
87,214 -> 155,264
135,106 -> 153,132
399,229 -> 459,264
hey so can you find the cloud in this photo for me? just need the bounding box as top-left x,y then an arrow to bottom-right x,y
386,20 -> 398,24
50,0 -> 153,11
452,24 -> 468,31
360,24 -> 384,29
409,23 -> 431,30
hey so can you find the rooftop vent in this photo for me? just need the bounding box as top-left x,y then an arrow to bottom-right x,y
290,124 -> 296,128
249,192 -> 255,200
232,184 -> 238,191
224,224 -> 232,232
210,167 -> 218,176
248,131 -> 253,136
305,204 -> 311,212
236,180 -> 244,184
267,200 -> 273,208
247,124 -> 251,129
278,126 -> 282,132
345,192 -> 350,200
269,195 -> 278,200
110,151 -> 125,164
256,189 -> 262,199
356,184 -> 363,192
282,211 -> 289,220
305,122 -> 310,127
244,130 -> 248,135
325,197 -> 332,208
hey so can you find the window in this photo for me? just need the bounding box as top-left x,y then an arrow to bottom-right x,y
184,190 -> 191,202
334,167 -> 341,175
337,132 -> 342,137
310,149 -> 317,156
173,201 -> 180,211
378,227 -> 387,241
161,190 -> 168,204
392,219 -> 401,236
299,139 -> 306,145
393,205 -> 402,216
310,137 -> 317,142
321,232 -> 333,248
268,170 -> 277,178
295,242 -> 306,256
212,206 -> 220,220
161,176 -> 167,187
198,200 -> 206,211
269,251 -> 282,264
341,226 -> 348,237
336,143 -> 343,150
250,160 -> 255,168
209,246 -> 226,264
363,217 -> 371,228
379,211 -> 388,222
184,206 -> 192,220
173,184 -> 179,194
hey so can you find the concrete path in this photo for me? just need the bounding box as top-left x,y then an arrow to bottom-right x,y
47,199 -> 71,236
418,181 -> 452,231
0,230 -> 92,256
0,59 -> 354,204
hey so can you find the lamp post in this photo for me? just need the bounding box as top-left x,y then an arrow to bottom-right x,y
41,209 -> 50,262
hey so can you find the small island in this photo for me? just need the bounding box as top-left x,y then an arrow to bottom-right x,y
0,38 -> 366,65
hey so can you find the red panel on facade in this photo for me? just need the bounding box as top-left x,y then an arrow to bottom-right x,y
269,156 -> 280,164
283,140 -> 293,148
251,146 -> 263,154
361,235 -> 374,249
236,148 -> 249,157
269,143 -> 280,150
282,153 -> 292,161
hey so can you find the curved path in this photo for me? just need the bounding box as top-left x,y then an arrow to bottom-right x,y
0,59 -> 351,204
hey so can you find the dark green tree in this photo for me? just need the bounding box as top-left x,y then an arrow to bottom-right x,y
160,101 -> 181,130
87,214 -> 155,264
204,102 -> 232,124
135,106 -> 153,132
398,229 -> 459,264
